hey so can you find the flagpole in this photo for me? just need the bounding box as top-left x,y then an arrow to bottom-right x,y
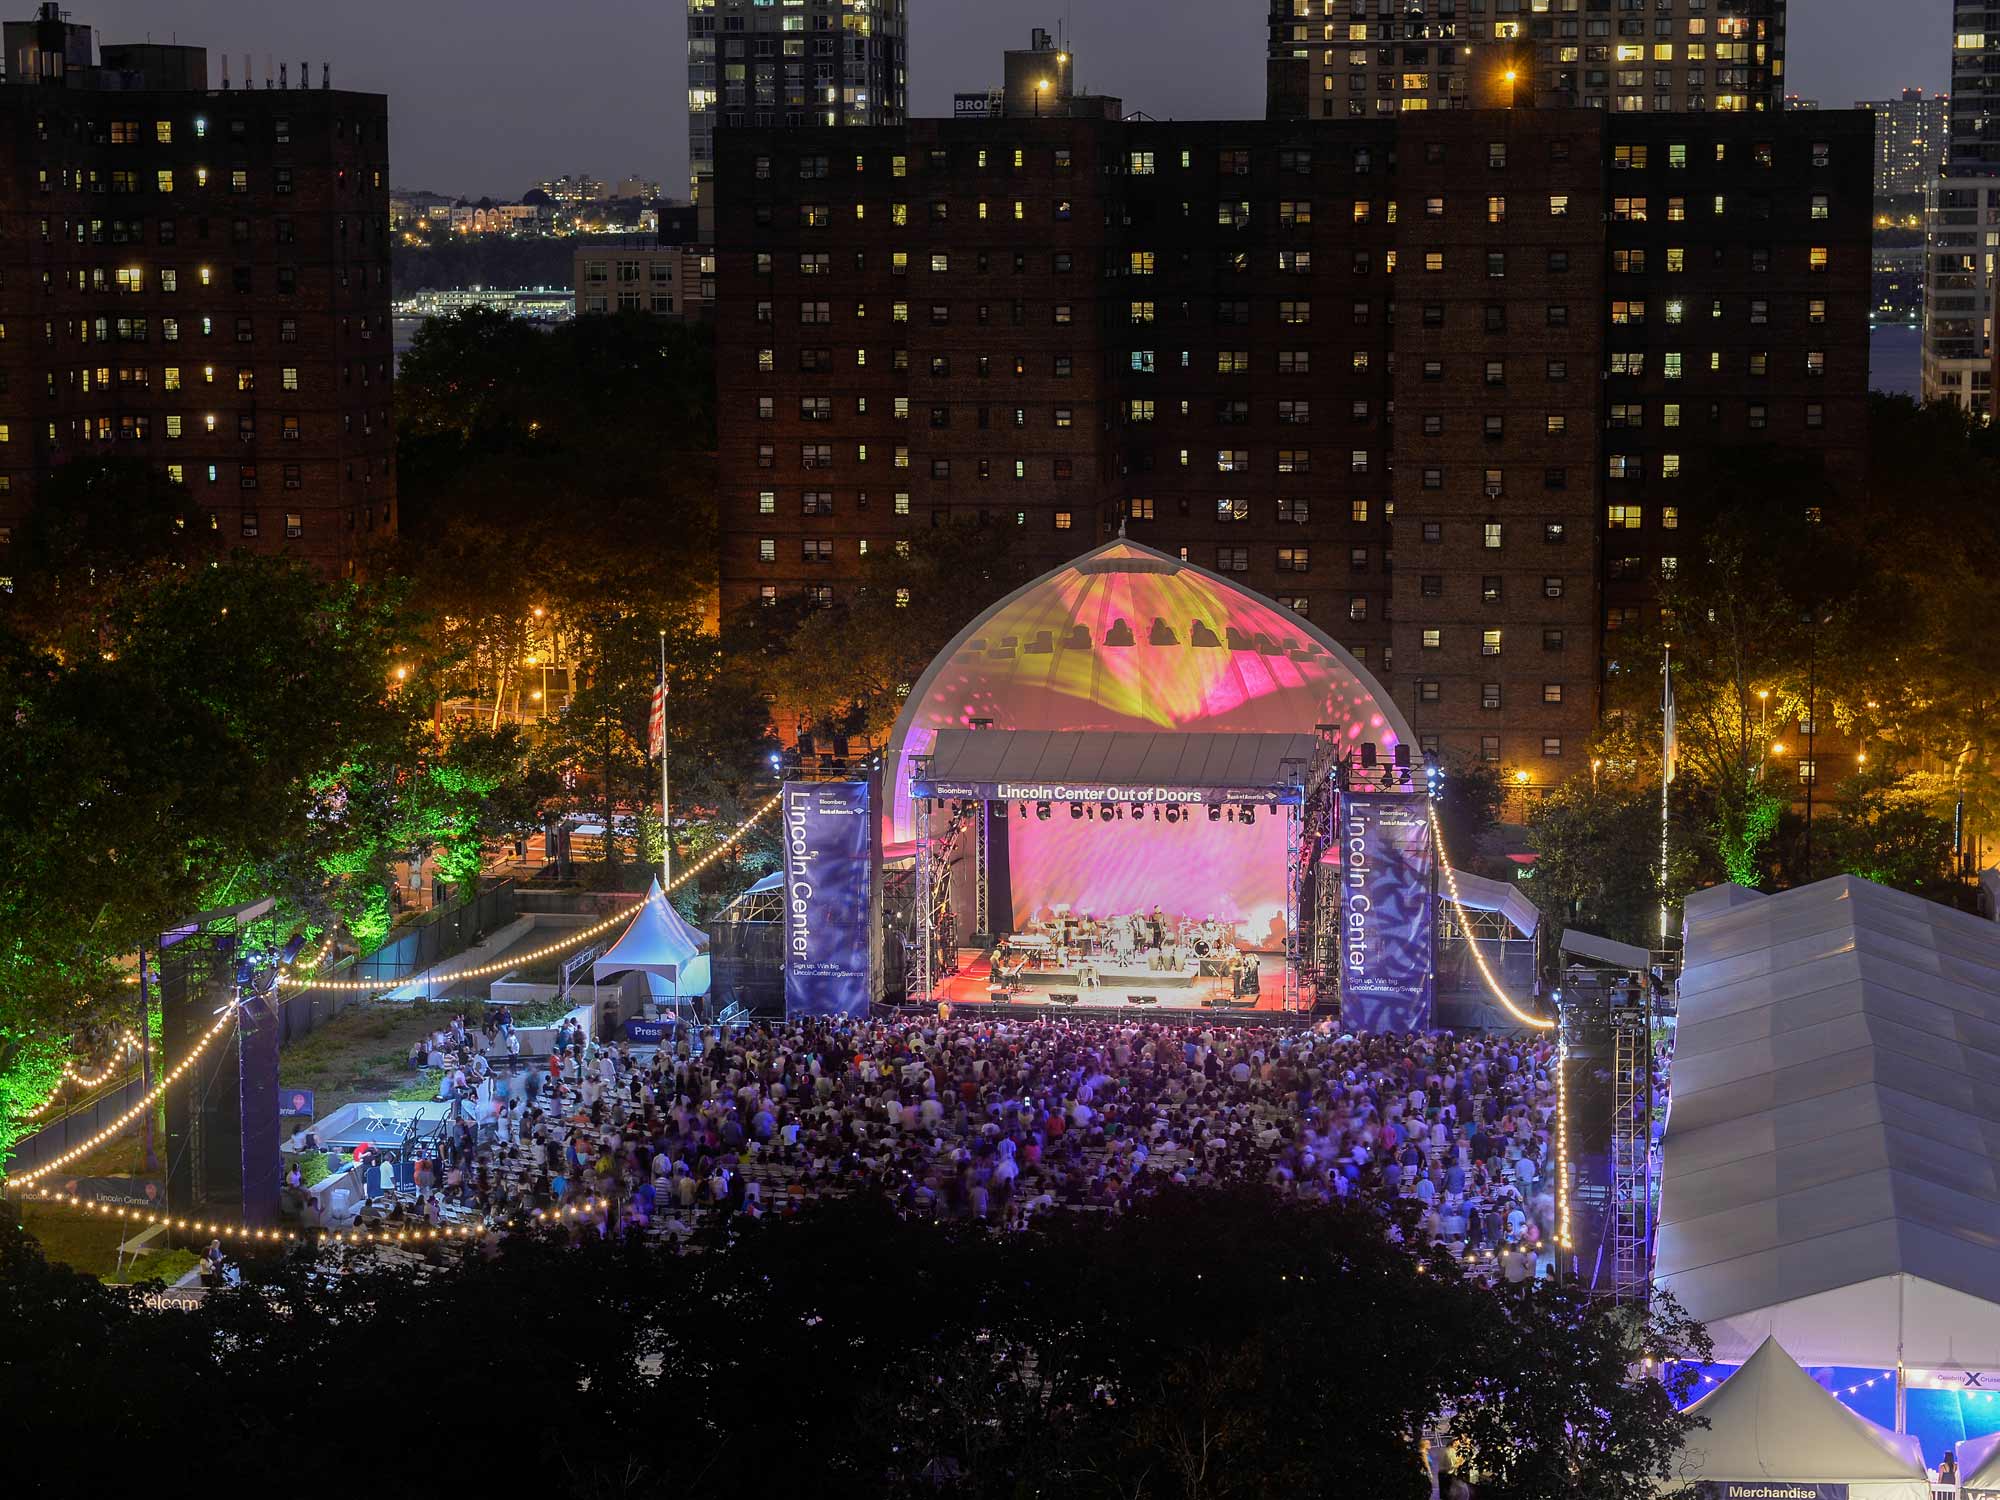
1660,643 -> 1673,948
668,628 -> 684,900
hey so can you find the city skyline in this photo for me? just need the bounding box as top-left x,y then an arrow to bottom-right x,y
71,0 -> 1953,199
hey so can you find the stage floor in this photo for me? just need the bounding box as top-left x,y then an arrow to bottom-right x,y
932,949 -> 1291,1014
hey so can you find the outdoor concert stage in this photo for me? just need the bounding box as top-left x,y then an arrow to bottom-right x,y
879,539 -> 1439,1030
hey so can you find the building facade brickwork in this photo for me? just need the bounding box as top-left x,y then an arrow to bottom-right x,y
716,106 -> 1870,779
0,30 -> 392,581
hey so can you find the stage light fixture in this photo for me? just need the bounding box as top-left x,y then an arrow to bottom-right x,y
1267,798 -> 1279,816
1037,802 -> 1051,821
1207,805 -> 1221,822
1242,806 -> 1256,826
1226,806 -> 1236,822
1165,807 -> 1181,824
1070,803 -> 1083,820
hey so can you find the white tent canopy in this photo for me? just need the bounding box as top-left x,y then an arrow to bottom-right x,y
1662,1336 -> 1929,1499
1558,927 -> 1650,971
1446,867 -> 1540,939
592,880 -> 710,990
1654,874 -> 2000,1369
1958,1429 -> 2000,1492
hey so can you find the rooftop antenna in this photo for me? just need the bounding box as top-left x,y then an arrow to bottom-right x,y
278,60 -> 286,88
220,51 -> 229,88
321,61 -> 329,90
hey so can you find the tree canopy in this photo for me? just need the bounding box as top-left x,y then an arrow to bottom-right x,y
0,1189 -> 1709,1499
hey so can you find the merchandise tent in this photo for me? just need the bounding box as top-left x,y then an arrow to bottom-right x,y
1661,1336 -> 1930,1500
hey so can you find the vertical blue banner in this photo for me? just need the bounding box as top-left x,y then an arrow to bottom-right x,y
1339,793 -> 1435,1033
782,780 -> 874,1018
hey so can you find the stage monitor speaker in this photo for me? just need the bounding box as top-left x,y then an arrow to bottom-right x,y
1394,742 -> 1410,768
1050,992 -> 1079,1006
1129,994 -> 1158,1006
1361,741 -> 1377,768
988,988 -> 1009,1003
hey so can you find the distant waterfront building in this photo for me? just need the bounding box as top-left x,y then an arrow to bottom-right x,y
536,172 -> 607,206
1857,88 -> 1946,201
0,4 -> 393,580
1922,6 -> 1999,413
684,0 -> 907,207
1266,0 -> 1788,121
573,242 -> 711,320
614,174 -> 662,201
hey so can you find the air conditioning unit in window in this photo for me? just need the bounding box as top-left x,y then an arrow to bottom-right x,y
1484,482 -> 1504,498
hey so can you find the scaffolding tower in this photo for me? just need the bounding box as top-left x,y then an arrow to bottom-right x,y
907,773 -> 971,1008
1609,991 -> 1654,1304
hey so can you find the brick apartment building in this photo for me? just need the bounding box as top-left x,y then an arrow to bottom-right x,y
714,106 -> 1870,776
0,7 -> 393,583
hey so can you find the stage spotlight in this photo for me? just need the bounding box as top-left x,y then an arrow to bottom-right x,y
1207,805 -> 1221,823
1070,803 -> 1083,820
1152,806 -> 1161,821
1037,802 -> 1051,821
1165,807 -> 1181,824
1267,798 -> 1279,816
1242,805 -> 1256,826
1226,806 -> 1236,822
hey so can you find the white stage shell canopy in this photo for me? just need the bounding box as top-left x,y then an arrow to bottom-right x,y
1654,875 -> 2000,1370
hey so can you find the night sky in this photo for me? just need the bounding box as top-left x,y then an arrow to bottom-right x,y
73,0 -> 1953,199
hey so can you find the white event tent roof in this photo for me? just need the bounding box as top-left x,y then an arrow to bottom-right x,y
1654,874 -> 2000,1369
1662,1336 -> 1929,1499
593,879 -> 710,997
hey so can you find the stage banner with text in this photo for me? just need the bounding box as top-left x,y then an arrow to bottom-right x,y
783,781 -> 874,1018
1338,793 -> 1435,1033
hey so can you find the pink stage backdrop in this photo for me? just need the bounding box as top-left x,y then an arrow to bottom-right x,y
1008,813 -> 1289,951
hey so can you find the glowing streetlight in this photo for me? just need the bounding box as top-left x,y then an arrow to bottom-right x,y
1035,78 -> 1049,116
1770,741 -> 1787,756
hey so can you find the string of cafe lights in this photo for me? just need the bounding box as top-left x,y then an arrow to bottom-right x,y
5,1008 -> 238,1191
5,797 -> 779,1192
23,1185 -> 611,1247
1423,798 -> 1556,1032
21,1026 -> 145,1120
276,793 -> 783,995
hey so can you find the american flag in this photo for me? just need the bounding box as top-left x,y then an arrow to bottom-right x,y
648,676 -> 667,760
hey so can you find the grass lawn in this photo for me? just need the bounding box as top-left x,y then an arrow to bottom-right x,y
21,1204 -> 134,1279
277,1001 -> 446,1117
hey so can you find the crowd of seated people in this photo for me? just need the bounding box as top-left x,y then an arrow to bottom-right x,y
403,1013 -> 1569,1276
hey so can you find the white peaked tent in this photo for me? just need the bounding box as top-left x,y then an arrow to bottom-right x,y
592,880 -> 711,1001
1662,1337 -> 1930,1499
1654,874 -> 2000,1369
1957,1429 -> 2000,1493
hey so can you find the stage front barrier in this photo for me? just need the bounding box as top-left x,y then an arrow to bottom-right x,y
1336,792 -> 1436,1033
782,780 -> 875,1018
